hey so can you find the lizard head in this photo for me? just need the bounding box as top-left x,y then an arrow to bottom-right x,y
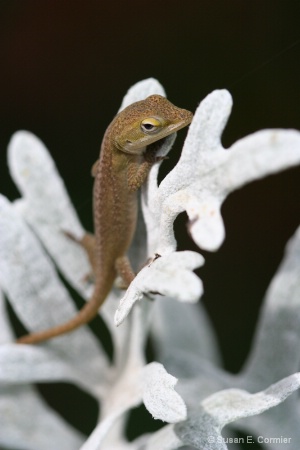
112,95 -> 193,154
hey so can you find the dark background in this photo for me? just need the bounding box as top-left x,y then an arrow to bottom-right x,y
0,0 -> 300,444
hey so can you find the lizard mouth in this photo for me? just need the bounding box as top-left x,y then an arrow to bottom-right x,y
122,115 -> 193,154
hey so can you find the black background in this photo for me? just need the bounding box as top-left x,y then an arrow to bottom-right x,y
0,0 -> 300,444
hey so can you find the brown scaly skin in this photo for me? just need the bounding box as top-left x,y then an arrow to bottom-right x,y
17,95 -> 193,344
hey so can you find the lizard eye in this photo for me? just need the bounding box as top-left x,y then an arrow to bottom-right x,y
140,117 -> 162,134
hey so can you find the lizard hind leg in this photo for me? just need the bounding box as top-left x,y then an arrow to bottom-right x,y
115,256 -> 135,289
115,256 -> 156,301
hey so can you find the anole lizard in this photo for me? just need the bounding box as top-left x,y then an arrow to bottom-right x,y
17,94 -> 193,344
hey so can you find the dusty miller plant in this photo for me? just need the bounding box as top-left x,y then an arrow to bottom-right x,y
0,78 -> 300,450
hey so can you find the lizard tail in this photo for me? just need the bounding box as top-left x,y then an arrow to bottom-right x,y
16,282 -> 109,345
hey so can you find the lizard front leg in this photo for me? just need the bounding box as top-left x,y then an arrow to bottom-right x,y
127,139 -> 167,191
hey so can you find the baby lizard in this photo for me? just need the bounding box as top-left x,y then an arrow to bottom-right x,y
17,94 -> 193,344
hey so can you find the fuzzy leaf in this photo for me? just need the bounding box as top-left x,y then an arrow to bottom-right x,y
114,251 -> 204,326
0,385 -> 84,450
0,195 -> 108,394
143,90 -> 300,253
142,363 -> 187,423
175,373 -> 300,449
241,226 -> 300,386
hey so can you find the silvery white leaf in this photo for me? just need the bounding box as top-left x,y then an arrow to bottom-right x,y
175,373 -> 300,449
133,424 -> 182,450
176,360 -> 232,410
0,385 -> 84,450
203,373 -> 300,426
82,362 -> 143,449
174,224 -> 300,446
152,298 -> 221,376
114,251 -> 204,326
142,362 -> 187,423
234,398 -> 300,450
0,344 -> 96,390
8,131 -> 92,300
0,195 -> 108,394
241,226 -> 300,388
0,283 -> 84,450
143,90 -> 300,253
